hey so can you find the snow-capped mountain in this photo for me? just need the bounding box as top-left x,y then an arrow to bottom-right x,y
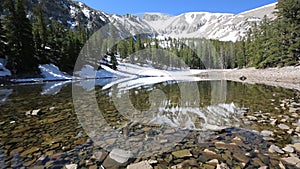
109,14 -> 156,36
143,3 -> 277,42
239,2 -> 277,19
0,0 -> 277,42
0,0 -> 109,32
0,0 -> 155,35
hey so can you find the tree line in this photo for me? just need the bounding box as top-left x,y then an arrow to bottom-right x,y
0,0 -> 299,76
243,0 -> 299,68
0,0 -> 87,74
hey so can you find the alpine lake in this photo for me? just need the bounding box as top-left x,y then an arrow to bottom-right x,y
0,79 -> 300,169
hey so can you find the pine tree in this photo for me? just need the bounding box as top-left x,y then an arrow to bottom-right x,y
134,35 -> 143,52
273,0 -> 299,66
33,3 -> 48,63
0,17 -> 7,60
4,0 -> 36,72
117,40 -> 128,58
128,37 -> 135,62
47,20 -> 66,65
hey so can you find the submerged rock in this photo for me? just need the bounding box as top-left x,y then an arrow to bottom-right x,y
109,148 -> 133,163
65,164 -> 78,169
216,163 -> 230,169
32,109 -> 41,116
261,130 -> 274,137
281,157 -> 300,166
126,160 -> 156,169
20,147 -> 40,157
172,150 -> 192,158
282,145 -> 294,153
292,143 -> 300,152
278,124 -> 290,130
268,145 -> 284,154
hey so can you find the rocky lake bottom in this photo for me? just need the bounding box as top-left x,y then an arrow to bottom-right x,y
0,80 -> 300,169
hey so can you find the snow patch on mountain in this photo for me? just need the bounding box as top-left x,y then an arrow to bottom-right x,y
144,11 -> 262,42
4,0 -> 276,42
239,2 -> 277,19
143,3 -> 276,42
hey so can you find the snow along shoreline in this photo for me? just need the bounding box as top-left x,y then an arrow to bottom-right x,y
2,61 -> 300,92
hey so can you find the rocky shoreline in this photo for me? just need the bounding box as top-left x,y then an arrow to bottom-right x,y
196,66 -> 300,91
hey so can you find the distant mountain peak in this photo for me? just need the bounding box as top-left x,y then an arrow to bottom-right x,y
142,3 -> 277,42
0,0 -> 277,42
239,2 -> 277,18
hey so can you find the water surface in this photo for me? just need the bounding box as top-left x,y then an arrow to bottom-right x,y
0,80 -> 298,168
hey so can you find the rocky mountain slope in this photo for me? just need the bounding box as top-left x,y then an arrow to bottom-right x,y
0,0 -> 277,41
0,0 -> 154,35
143,3 -> 277,42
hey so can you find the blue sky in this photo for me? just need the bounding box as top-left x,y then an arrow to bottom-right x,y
77,0 -> 277,15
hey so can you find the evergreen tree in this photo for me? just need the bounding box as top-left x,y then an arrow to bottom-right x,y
117,40 -> 128,58
4,0 -> 36,72
33,3 -> 48,63
0,17 -> 7,59
275,0 -> 300,65
134,35 -> 143,52
47,20 -> 66,65
110,52 -> 118,70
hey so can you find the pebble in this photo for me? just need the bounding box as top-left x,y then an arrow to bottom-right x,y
203,149 -> 216,155
289,107 -> 298,113
270,119 -> 278,126
65,164 -> 78,169
261,130 -> 274,137
232,137 -> 242,144
105,138 -> 117,144
172,150 -> 192,158
49,107 -> 56,111
278,124 -> 290,130
10,147 -> 24,155
281,157 -> 300,166
91,151 -> 107,161
207,159 -> 219,165
279,161 -> 286,169
20,147 -> 40,157
292,143 -> 300,152
160,139 -> 168,144
247,116 -> 257,121
25,110 -> 31,116
258,166 -> 268,169
216,163 -> 230,169
109,148 -> 133,163
282,145 -> 294,153
32,109 -> 41,116
263,137 -> 275,141
269,145 -> 284,154
296,127 -> 300,132
233,152 -> 249,163
127,160 -> 153,169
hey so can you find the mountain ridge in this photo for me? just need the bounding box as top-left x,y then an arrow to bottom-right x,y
0,0 -> 277,42
142,2 -> 277,41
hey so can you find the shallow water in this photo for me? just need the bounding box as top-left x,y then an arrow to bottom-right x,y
0,80 -> 299,168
